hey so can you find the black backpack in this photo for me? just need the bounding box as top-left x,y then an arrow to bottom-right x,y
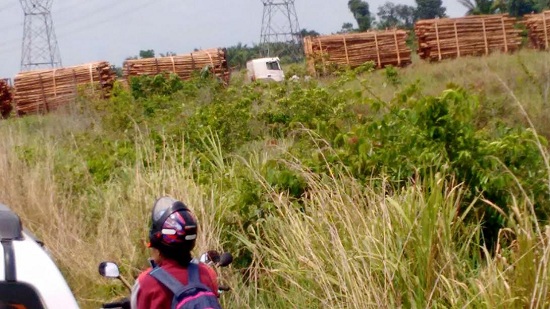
148,262 -> 222,309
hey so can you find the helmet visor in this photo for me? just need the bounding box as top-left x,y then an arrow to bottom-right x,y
152,197 -> 178,223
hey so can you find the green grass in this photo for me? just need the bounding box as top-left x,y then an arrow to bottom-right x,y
1,49 -> 550,308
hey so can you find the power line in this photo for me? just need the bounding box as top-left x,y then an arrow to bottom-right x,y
0,0 -> 193,76
0,2 -> 18,12
0,1 -> 108,31
52,0 -> 134,26
0,0 -> 150,55
55,0 -> 157,38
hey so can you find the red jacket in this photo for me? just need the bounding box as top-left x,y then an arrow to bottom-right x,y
130,259 -> 218,309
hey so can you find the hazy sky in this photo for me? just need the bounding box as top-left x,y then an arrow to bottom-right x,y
0,1 -> 467,78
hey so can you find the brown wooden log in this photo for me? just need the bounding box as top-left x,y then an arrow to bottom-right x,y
524,10 -> 550,50
123,48 -> 230,85
13,61 -> 115,115
303,29 -> 412,76
0,79 -> 13,118
414,14 -> 522,61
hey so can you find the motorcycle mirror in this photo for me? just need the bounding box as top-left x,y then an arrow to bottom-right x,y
218,252 -> 233,267
98,261 -> 121,278
200,250 -> 220,264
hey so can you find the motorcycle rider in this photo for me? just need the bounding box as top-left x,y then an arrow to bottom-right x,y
130,196 -> 219,309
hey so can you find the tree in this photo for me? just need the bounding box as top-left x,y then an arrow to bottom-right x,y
377,2 -> 400,28
492,0 -> 509,12
534,0 -> 550,11
395,4 -> 417,28
458,0 -> 504,14
482,0 -> 547,16
110,65 -> 123,78
340,22 -> 355,33
225,43 -> 261,70
139,49 -> 155,59
159,51 -> 177,57
507,0 -> 537,16
376,2 -> 417,29
300,28 -> 320,37
348,0 -> 373,31
415,0 -> 446,19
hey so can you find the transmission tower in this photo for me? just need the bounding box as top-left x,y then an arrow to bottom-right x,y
260,0 -> 303,61
19,0 -> 62,71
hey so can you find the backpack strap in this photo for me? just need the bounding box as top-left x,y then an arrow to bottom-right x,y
148,262 -> 209,296
187,262 -> 200,284
149,267 -> 186,296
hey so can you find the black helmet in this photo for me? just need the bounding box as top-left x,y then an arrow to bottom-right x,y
148,196 -> 197,252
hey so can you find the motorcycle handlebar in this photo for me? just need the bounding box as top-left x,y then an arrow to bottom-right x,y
101,298 -> 130,309
219,285 -> 231,292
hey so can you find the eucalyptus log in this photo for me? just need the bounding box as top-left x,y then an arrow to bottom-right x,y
415,14 -> 522,61
303,29 -> 412,76
524,10 -> 550,50
123,48 -> 230,84
13,61 -> 115,115
0,79 -> 12,118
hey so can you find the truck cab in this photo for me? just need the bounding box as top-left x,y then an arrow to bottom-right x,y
0,203 -> 80,309
246,57 -> 285,82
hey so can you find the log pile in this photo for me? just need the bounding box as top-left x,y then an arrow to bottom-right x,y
123,48 -> 230,84
415,14 -> 523,61
303,30 -> 412,75
0,79 -> 12,119
524,10 -> 550,50
13,61 -> 115,115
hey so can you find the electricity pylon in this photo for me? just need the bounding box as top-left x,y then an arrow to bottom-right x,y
19,0 -> 62,71
260,0 -> 303,61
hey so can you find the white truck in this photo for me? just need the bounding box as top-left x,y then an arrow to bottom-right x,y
246,57 -> 285,82
0,203 -> 80,309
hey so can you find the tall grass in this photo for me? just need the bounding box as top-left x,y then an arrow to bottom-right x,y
238,162 -> 550,307
2,116 -> 548,308
0,115 -> 228,307
337,50 -> 550,137
0,50 -> 549,308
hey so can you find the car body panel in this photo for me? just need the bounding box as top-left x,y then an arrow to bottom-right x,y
0,244 -> 4,281
0,203 -> 80,308
12,233 -> 80,308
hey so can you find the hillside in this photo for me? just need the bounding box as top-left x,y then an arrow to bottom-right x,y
1,49 -> 549,308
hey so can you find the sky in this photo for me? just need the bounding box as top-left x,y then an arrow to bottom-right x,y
0,0 -> 467,79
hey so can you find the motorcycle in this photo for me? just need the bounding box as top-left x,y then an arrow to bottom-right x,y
97,250 -> 233,309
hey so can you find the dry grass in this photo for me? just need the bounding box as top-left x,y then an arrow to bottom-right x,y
0,116 -> 228,308
1,114 -> 549,308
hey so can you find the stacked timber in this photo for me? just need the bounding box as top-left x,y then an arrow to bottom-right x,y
123,48 -> 230,84
303,30 -> 412,75
415,14 -> 522,61
0,79 -> 12,118
13,61 -> 115,115
524,10 -> 550,50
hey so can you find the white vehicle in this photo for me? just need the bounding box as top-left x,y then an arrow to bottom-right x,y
246,57 -> 285,82
0,203 -> 80,309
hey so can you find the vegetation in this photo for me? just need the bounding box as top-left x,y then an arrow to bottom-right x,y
415,0 -> 447,19
458,0 -> 507,15
348,0 -> 374,31
1,49 -> 550,308
459,0 -> 550,16
376,2 -> 417,29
